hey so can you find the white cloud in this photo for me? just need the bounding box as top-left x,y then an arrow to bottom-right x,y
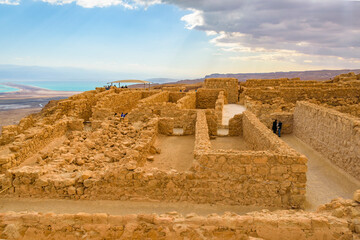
40,0 -> 160,9
164,0 -> 360,66
181,9 -> 204,29
0,0 -> 20,5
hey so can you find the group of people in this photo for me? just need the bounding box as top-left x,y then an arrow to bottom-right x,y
272,119 -> 283,137
104,85 -> 128,90
114,112 -> 128,121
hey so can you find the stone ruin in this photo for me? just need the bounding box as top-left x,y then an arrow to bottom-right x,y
0,75 -> 359,239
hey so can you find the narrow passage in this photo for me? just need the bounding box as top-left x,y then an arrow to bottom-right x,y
281,134 -> 360,210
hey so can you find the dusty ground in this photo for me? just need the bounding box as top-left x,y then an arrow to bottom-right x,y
222,104 -> 246,125
145,135 -> 195,171
211,136 -> 250,151
282,134 -> 360,210
0,198 -> 281,216
0,108 -> 41,133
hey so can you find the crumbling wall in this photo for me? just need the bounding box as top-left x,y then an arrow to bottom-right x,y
294,101 -> 360,180
0,89 -> 111,173
0,110 -> 306,208
196,89 -> 223,109
158,117 -> 174,135
204,78 -> 239,103
0,120 -> 69,173
0,207 -> 354,240
229,113 -> 243,136
91,91 -> 144,120
127,92 -> 170,122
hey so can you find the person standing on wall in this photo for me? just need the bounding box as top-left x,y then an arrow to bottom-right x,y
272,119 -> 277,134
277,121 -> 283,137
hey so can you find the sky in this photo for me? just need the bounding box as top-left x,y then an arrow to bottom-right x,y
0,0 -> 360,79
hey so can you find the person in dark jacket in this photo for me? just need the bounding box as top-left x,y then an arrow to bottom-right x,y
272,119 -> 277,134
277,121 -> 283,137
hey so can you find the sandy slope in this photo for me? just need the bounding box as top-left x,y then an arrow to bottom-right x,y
0,108 -> 41,133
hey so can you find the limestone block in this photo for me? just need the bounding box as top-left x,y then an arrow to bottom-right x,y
291,164 -> 307,173
354,190 -> 360,203
270,166 -> 288,175
158,117 -> 174,135
68,186 -> 76,195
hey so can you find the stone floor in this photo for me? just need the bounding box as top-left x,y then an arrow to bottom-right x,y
282,134 -> 360,210
222,104 -> 246,126
145,135 -> 195,171
0,197 -> 281,216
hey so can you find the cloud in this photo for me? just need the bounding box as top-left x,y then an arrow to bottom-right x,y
164,0 -> 360,62
0,0 -> 20,5
180,9 -> 204,29
40,0 -> 160,9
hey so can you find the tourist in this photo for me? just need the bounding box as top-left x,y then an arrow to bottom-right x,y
277,121 -> 283,137
272,119 -> 277,134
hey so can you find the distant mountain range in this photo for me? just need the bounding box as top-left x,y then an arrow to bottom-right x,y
1,64 -> 359,86
204,69 -> 360,82
0,64 -> 178,83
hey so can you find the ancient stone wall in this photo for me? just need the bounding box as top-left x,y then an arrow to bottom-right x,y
169,92 -> 186,103
176,92 -> 196,109
194,110 -> 211,153
194,149 -> 307,208
269,112 -> 294,134
1,109 -> 305,208
127,91 -> 170,122
0,89 -> 113,173
158,117 -> 174,135
228,113 -> 243,136
192,110 -> 307,208
162,86 -> 186,92
0,120 -> 69,173
243,87 -> 360,103
294,101 -> 360,180
204,78 -> 239,103
205,110 -> 218,136
0,206 -> 355,240
91,91 -> 144,120
242,111 -> 298,155
215,91 -> 226,126
196,89 -> 223,109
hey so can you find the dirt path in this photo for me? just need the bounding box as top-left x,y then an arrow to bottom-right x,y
222,104 -> 246,126
145,135 -> 195,171
0,198 -> 282,216
281,134 -> 360,210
